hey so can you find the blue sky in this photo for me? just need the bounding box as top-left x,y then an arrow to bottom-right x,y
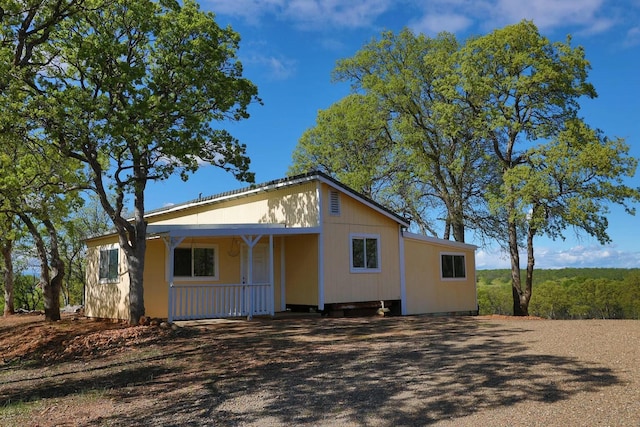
146,0 -> 640,269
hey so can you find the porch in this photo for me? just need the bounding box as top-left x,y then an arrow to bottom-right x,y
169,282 -> 272,321
146,224 -> 321,322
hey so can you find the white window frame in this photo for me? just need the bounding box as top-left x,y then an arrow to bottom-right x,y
440,252 -> 467,280
98,244 -> 119,284
349,233 -> 381,273
173,243 -> 219,281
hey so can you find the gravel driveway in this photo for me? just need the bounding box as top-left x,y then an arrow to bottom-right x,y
1,315 -> 638,426
179,316 -> 640,426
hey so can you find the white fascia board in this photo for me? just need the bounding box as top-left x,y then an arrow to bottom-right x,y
147,224 -> 321,238
403,231 -> 478,251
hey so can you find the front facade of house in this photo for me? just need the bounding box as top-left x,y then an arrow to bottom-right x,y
85,172 -> 477,321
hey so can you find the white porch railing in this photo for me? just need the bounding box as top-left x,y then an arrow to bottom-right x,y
168,283 -> 272,322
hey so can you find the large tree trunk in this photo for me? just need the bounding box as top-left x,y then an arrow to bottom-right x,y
451,220 -> 465,243
508,215 -> 528,316
124,180 -> 147,326
122,231 -> 146,326
45,219 -> 64,320
19,214 -> 61,321
522,223 -> 536,316
38,241 -> 57,321
2,239 -> 15,316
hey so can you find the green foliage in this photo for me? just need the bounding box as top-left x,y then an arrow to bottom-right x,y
461,21 -> 640,314
1,0 -> 260,324
477,279 -> 512,315
0,273 -> 44,313
477,269 -> 640,319
293,28 -> 496,240
290,93 -> 392,199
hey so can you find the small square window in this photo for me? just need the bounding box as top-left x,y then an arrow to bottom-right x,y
350,234 -> 380,273
174,245 -> 218,279
99,248 -> 119,282
441,254 -> 466,279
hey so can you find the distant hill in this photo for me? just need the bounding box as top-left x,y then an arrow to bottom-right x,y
476,268 -> 640,319
477,268 -> 639,285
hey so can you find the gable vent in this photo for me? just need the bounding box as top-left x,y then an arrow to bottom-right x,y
329,190 -> 341,216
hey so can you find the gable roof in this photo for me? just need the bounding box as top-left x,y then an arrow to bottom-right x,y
145,170 -> 410,227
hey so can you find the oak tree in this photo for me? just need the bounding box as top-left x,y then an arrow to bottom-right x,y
1,0 -> 260,324
461,21 -> 639,315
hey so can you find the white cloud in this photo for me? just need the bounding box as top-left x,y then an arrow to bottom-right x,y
543,245 -> 640,269
409,13 -> 473,35
204,0 -> 393,29
493,0 -> 609,31
284,0 -> 394,29
204,0 -> 638,43
244,54 -> 297,80
625,26 -> 640,46
476,249 -> 512,269
476,244 -> 640,269
203,0 -> 285,24
407,0 -> 623,37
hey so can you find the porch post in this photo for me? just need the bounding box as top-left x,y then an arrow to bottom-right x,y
316,181 -> 325,311
269,234 -> 274,316
280,237 -> 286,312
241,234 -> 262,320
163,235 -> 185,323
399,226 -> 407,315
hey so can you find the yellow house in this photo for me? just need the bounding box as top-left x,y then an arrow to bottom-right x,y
85,172 -> 478,321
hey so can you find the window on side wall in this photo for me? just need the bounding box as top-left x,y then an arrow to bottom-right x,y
174,245 -> 218,280
441,253 -> 466,279
350,234 -> 380,273
99,247 -> 119,283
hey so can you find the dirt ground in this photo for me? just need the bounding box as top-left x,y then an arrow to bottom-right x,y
0,313 -> 638,426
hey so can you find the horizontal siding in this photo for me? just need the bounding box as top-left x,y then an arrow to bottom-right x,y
322,184 -> 401,304
85,239 -> 130,320
149,181 -> 319,228
285,234 -> 318,305
403,237 -> 477,315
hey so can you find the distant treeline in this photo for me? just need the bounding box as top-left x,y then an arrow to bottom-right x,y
477,268 -> 640,319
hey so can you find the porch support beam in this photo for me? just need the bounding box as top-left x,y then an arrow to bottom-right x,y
399,226 -> 407,316
163,236 -> 185,323
269,234 -> 274,316
317,181 -> 325,311
240,234 -> 262,320
280,237 -> 286,312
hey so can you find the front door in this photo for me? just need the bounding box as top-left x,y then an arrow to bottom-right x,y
241,243 -> 269,284
241,243 -> 272,316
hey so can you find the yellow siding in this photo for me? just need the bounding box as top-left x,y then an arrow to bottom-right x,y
85,237 -> 130,320
84,177 -> 477,320
148,181 -> 319,227
403,236 -> 477,315
142,238 -> 168,318
144,236 -> 287,317
87,235 -> 288,320
322,184 -> 401,304
284,234 -> 318,305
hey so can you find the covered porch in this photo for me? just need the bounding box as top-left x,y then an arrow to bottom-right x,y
146,224 -> 321,322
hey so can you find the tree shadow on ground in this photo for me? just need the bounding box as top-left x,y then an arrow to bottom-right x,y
0,316 -> 622,426
102,317 -> 619,426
